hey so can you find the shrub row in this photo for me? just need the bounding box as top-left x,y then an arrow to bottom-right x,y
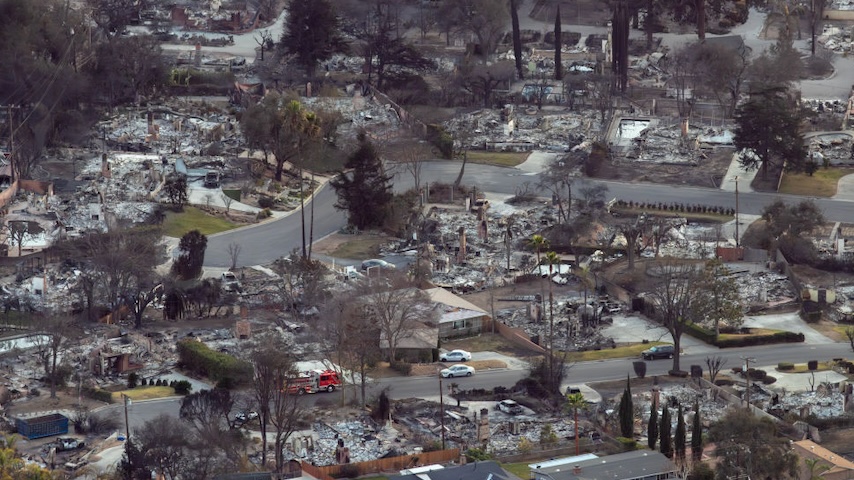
715,331 -> 804,348
177,339 -> 252,384
778,362 -> 795,371
82,386 -> 113,404
613,199 -> 736,216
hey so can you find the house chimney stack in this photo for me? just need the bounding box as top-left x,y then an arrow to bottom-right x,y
573,465 -> 581,474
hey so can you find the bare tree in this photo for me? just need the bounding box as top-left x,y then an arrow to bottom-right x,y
6,220 -> 43,257
31,315 -> 72,398
395,142 -> 432,194
222,193 -> 234,216
252,334 -> 304,472
227,242 -> 242,271
273,252 -> 330,321
612,215 -> 649,270
355,274 -> 438,363
321,291 -> 381,406
705,355 -> 727,383
127,276 -> 163,329
254,30 -> 273,62
647,261 -> 700,371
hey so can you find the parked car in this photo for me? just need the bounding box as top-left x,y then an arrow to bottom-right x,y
439,349 -> 472,362
440,364 -> 475,378
360,259 -> 396,271
641,344 -> 675,360
235,411 -> 259,423
496,399 -> 523,415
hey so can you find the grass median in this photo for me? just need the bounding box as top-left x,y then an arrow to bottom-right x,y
565,342 -> 668,362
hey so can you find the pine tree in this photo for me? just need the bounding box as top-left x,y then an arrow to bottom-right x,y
330,133 -> 394,230
660,407 -> 673,458
619,377 -> 634,438
691,400 -> 703,461
675,404 -> 686,461
647,405 -> 658,450
282,0 -> 348,77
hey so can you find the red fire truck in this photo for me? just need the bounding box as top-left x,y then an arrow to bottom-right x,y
287,369 -> 342,395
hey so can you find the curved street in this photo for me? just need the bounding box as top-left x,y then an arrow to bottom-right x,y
204,161 -> 854,267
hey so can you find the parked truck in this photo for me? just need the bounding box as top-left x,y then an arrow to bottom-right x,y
16,413 -> 69,439
287,369 -> 341,395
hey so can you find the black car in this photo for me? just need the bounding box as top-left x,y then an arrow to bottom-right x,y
641,345 -> 675,360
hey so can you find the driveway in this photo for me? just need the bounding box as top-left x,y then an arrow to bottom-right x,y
741,312 -> 836,344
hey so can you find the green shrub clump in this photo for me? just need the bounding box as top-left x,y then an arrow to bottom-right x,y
177,339 -> 252,384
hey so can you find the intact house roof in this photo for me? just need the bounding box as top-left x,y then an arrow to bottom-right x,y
425,287 -> 489,325
530,450 -> 679,480
390,461 -> 521,480
793,439 -> 854,476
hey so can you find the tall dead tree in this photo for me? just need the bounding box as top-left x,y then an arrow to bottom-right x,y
554,6 -> 562,80
612,0 -> 630,92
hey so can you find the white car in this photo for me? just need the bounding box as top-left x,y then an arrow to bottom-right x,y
496,399 -> 523,415
361,259 -> 396,271
235,411 -> 259,423
439,349 -> 472,362
440,364 -> 475,378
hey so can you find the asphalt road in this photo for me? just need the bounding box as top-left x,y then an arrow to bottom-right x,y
203,161 -> 854,267
117,341 -> 854,431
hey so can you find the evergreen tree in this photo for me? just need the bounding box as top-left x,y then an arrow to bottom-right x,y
691,400 -> 703,461
171,230 -> 207,280
554,6 -> 562,80
734,86 -> 806,175
660,407 -> 673,459
330,133 -> 393,230
647,404 -> 658,450
618,377 -> 634,438
117,439 -> 149,479
675,404 -> 686,461
281,0 -> 348,77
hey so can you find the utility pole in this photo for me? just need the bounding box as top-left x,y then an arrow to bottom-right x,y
741,356 -> 755,410
438,375 -> 446,449
122,393 -> 132,439
734,176 -> 740,248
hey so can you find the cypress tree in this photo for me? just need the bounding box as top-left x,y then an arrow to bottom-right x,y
510,0 -> 524,79
660,407 -> 673,458
675,404 -> 686,461
554,6 -> 562,80
648,405 -> 658,450
619,377 -> 633,438
691,400 -> 703,461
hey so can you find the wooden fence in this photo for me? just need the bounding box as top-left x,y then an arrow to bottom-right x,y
301,449 -> 461,480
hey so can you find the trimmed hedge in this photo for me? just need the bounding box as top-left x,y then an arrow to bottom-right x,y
668,370 -> 689,378
82,386 -> 114,404
685,322 -> 717,344
715,331 -> 804,348
778,362 -> 795,371
616,437 -> 637,451
177,339 -> 252,384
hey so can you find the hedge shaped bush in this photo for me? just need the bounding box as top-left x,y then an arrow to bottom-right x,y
177,339 -> 252,383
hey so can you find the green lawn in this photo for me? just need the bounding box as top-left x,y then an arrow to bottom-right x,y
466,151 -> 530,167
778,168 -> 854,197
111,386 -> 176,401
163,206 -> 238,238
565,342 -> 668,362
717,328 -> 782,341
502,463 -> 532,479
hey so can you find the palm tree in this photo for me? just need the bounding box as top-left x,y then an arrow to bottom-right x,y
566,392 -> 587,455
528,234 -> 549,315
544,250 -> 561,349
804,457 -> 831,480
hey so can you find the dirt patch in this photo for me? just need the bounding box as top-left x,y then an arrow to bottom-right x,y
312,232 -> 393,259
6,389 -> 104,417
594,148 -> 734,188
588,375 -> 695,403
